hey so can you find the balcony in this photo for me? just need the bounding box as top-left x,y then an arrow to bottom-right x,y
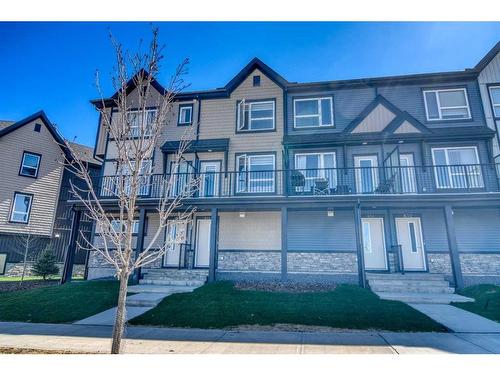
94,163 -> 500,200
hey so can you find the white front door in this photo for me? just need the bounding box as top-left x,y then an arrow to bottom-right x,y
354,155 -> 379,193
200,162 -> 220,197
362,217 -> 387,270
195,219 -> 211,268
399,154 -> 416,193
163,222 -> 187,267
395,217 -> 426,271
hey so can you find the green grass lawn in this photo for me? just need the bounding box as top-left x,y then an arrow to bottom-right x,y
453,284 -> 500,323
130,281 -> 445,332
0,276 -> 84,282
0,280 -> 119,323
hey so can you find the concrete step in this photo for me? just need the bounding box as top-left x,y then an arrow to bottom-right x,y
366,273 -> 445,281
370,285 -> 455,294
139,279 -> 205,287
126,292 -> 170,307
376,292 -> 474,304
128,284 -> 196,294
368,279 -> 450,287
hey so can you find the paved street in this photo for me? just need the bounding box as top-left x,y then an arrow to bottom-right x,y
0,321 -> 499,354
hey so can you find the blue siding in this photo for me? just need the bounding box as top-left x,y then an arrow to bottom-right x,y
455,208 -> 500,252
287,210 -> 356,251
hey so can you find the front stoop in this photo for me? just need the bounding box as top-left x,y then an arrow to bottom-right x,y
367,273 -> 474,304
139,269 -> 208,287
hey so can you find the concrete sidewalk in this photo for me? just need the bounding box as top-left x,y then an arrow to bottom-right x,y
0,321 -> 499,354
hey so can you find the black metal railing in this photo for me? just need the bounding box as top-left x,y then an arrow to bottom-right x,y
91,163 -> 499,199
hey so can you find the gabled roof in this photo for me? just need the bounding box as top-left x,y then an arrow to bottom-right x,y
68,142 -> 102,166
343,95 -> 402,134
383,111 -> 431,135
474,41 -> 500,71
0,120 -> 15,130
224,57 -> 289,92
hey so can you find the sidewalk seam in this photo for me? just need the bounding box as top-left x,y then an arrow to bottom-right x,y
377,333 -> 399,354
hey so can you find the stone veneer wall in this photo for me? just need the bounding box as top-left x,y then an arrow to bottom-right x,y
4,262 -> 85,278
427,253 -> 453,277
287,252 -> 357,274
460,254 -> 500,275
218,250 -> 281,272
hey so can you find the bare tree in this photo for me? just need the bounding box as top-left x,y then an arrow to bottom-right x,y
63,28 -> 198,354
13,225 -> 41,286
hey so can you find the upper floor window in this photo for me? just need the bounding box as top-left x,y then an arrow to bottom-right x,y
237,153 -> 275,193
423,88 -> 471,121
294,152 -> 337,192
237,100 -> 275,132
488,86 -> 500,118
293,97 -> 334,128
126,109 -> 156,137
10,193 -> 33,223
253,75 -> 261,87
178,104 -> 193,126
19,152 -> 41,178
110,219 -> 139,235
431,146 -> 483,189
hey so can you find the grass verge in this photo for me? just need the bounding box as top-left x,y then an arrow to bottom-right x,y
453,284 -> 500,323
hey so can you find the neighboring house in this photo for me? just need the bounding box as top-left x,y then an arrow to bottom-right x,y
0,111 -> 101,276
75,42 -> 500,289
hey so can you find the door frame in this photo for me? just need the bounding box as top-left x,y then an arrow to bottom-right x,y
162,220 -> 190,268
354,154 -> 379,194
194,216 -> 212,269
198,160 -> 222,197
394,215 -> 428,272
361,216 -> 389,271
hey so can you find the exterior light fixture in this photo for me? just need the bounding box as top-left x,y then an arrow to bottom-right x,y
239,211 -> 246,218
327,209 -> 335,217
398,140 -> 404,144
362,142 -> 368,145
54,233 -> 61,238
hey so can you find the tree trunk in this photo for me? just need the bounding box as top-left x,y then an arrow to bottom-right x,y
111,273 -> 129,354
19,241 -> 29,287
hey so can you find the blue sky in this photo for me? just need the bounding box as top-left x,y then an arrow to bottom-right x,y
1,22 -> 499,147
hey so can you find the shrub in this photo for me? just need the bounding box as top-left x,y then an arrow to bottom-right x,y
32,247 -> 59,280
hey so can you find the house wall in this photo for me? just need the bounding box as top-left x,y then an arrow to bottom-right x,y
0,119 -> 65,236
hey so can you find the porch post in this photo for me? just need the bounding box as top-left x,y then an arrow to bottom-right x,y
208,208 -> 218,282
61,209 -> 81,284
444,205 -> 464,289
354,202 -> 366,288
131,208 -> 147,284
281,207 -> 288,281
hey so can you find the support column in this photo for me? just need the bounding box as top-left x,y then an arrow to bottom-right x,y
444,205 -> 464,289
131,208 -> 147,284
281,207 -> 288,281
61,209 -> 81,284
208,208 -> 218,282
354,202 -> 366,288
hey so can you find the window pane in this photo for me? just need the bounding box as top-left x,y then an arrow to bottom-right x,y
438,90 -> 467,107
323,153 -> 335,169
251,118 -> 273,130
180,107 -> 191,123
295,100 -> 319,116
441,107 -> 469,119
24,154 -> 39,168
250,102 -> 273,118
448,148 -> 478,165
320,98 -> 332,125
295,116 -> 320,127
491,87 -> 500,104
494,106 -> 500,118
424,92 -> 440,119
433,149 -> 447,165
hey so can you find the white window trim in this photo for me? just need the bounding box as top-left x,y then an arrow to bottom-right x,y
423,88 -> 471,121
237,100 -> 276,132
294,152 -> 337,186
354,155 -> 379,193
20,152 -> 41,177
237,154 -> 276,193
431,146 -> 482,189
10,193 -> 33,223
109,219 -> 139,235
127,109 -> 157,137
488,85 -> 500,119
293,97 -> 334,128
178,105 -> 193,125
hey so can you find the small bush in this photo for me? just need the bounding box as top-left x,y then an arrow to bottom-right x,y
32,247 -> 59,281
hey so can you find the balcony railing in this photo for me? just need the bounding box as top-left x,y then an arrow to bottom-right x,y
92,163 -> 500,200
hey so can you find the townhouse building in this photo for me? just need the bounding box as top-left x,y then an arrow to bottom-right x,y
72,42 -> 500,297
0,111 -> 100,276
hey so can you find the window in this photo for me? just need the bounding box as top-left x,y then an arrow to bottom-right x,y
110,219 -> 139,235
253,75 -> 261,87
293,97 -> 334,128
178,104 -> 193,125
237,154 -> 275,193
237,100 -> 275,131
114,159 -> 152,196
488,86 -> 500,118
34,123 -> 41,132
126,109 -> 156,137
354,156 -> 379,193
294,152 -> 337,192
423,88 -> 471,121
432,147 -> 483,189
19,152 -> 41,178
10,193 -> 33,223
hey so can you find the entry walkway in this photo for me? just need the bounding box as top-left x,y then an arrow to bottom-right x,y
409,304 -> 500,333
0,322 -> 499,354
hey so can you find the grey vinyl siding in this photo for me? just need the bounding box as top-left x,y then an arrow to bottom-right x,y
0,119 -> 64,236
454,208 -> 500,253
287,210 -> 356,252
287,88 -> 375,134
377,80 -> 486,128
